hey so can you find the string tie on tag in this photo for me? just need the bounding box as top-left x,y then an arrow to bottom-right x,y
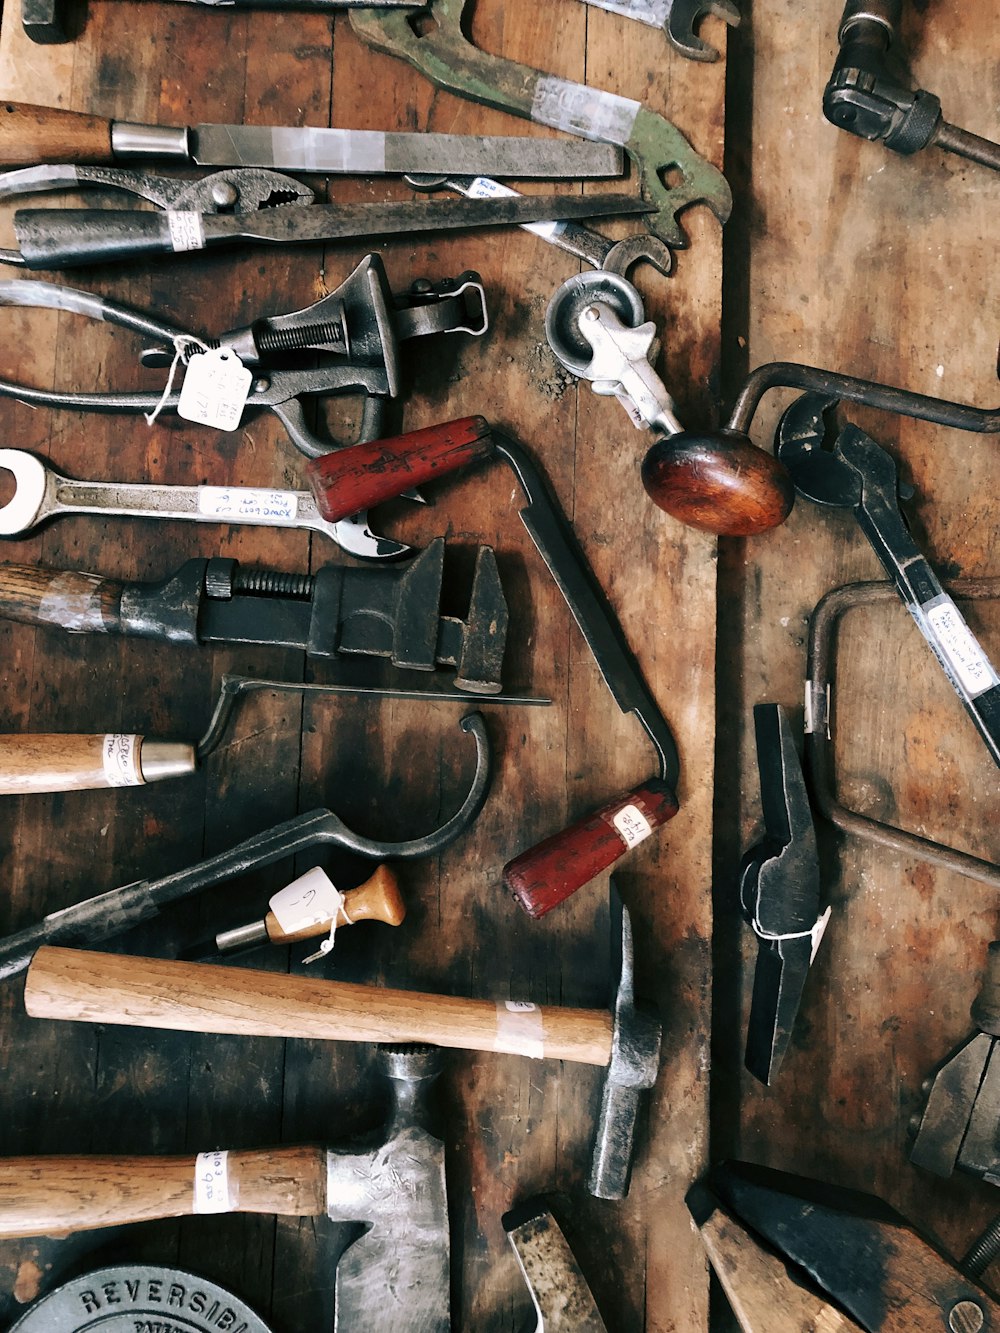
144,334 -> 211,426
303,891 -> 354,965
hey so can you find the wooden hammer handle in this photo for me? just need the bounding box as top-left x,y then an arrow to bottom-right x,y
503,780 -> 679,918
0,1145 -> 326,1238
0,102 -> 114,165
0,562 -> 123,632
25,947 -> 614,1066
306,415 -> 495,523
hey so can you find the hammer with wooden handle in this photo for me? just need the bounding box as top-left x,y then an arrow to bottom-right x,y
24,889 -> 658,1198
306,416 -> 680,919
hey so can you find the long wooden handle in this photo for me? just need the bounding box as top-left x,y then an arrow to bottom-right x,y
503,780 -> 678,918
0,562 -> 122,631
0,1145 -> 326,1238
0,102 -> 114,165
306,415 -> 495,522
0,734 -> 196,794
263,864 -> 406,943
25,947 -> 613,1065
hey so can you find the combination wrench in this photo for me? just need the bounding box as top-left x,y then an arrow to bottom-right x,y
0,448 -> 389,558
777,394 -> 1000,767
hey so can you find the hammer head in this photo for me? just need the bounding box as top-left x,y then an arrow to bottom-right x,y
327,1045 -> 449,1332
588,884 -> 662,1199
22,0 -> 67,43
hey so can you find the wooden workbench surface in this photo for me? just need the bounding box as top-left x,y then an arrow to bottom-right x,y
0,3 -> 721,1329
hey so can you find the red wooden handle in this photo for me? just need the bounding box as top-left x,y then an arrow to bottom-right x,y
306,415 -> 495,522
502,779 -> 678,918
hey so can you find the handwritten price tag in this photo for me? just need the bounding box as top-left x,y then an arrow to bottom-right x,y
178,348 -> 252,432
270,867 -> 343,936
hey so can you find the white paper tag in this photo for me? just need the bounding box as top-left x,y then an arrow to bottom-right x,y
923,596 -> 1000,699
269,867 -> 343,936
102,734 -> 143,788
193,1150 -> 230,1214
465,176 -> 567,241
178,348 -> 252,432
531,75 -> 641,145
166,210 -> 206,253
612,803 -> 653,849
197,486 -> 299,524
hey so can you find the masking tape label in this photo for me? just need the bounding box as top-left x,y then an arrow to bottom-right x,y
270,867 -> 343,936
102,734 -> 143,788
530,75 -> 641,145
197,486 -> 298,523
269,126 -> 386,173
611,803 -> 653,849
923,595 -> 1000,699
465,176 -> 567,240
37,570 -> 108,631
166,210 -> 206,252
194,1151 -> 231,1214
495,1000 -> 545,1059
583,0 -> 670,23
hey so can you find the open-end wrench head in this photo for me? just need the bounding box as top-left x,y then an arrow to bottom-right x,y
602,234 -> 675,280
328,510 -> 412,561
666,0 -> 740,61
0,448 -> 48,536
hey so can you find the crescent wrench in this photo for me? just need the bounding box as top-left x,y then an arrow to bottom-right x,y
0,448 -> 398,560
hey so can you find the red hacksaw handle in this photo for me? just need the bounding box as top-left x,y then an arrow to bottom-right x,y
306,415 -> 495,522
503,779 -> 678,918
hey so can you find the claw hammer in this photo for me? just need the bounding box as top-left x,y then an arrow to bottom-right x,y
305,416 -> 680,918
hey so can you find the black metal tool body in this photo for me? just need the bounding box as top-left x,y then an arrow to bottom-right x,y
777,394 -> 1000,768
825,1 -> 1000,175
0,539 -> 509,693
0,713 -> 492,980
739,703 -> 825,1086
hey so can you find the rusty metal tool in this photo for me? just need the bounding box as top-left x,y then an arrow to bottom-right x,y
577,0 -> 739,62
503,1200 -> 608,1331
0,1045 -> 451,1333
0,104 -> 622,179
806,578 -> 1000,893
777,394 -> 1000,768
689,1161 -> 1000,1331
0,538 -> 510,692
0,711 -> 491,979
825,1 -> 1000,175
739,704 -> 827,1087
12,192 -> 655,270
404,172 -> 674,280
546,270 -> 794,535
349,0 -> 733,250
306,416 -> 681,918
23,884 -> 661,1200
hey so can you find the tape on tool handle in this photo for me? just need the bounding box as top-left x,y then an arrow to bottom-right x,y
306,415 -> 495,522
0,734 -> 196,795
503,780 -> 679,918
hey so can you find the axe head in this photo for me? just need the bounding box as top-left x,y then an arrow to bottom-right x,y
328,1046 -> 449,1332
504,1201 -> 608,1332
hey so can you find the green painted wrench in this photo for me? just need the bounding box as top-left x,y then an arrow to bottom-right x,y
350,0 -> 732,250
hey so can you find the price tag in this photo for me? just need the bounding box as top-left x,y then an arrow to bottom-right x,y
924,596 -> 1000,698
269,867 -> 343,936
178,348 -> 252,432
193,1151 -> 230,1214
466,177 -> 566,241
197,486 -> 298,523
102,734 -> 143,788
612,803 -> 653,849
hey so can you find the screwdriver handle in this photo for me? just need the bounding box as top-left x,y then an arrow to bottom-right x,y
503,779 -> 678,918
0,734 -> 196,794
263,863 -> 406,943
0,562 -> 123,631
307,415 -> 495,522
0,102 -> 114,165
0,1145 -> 326,1238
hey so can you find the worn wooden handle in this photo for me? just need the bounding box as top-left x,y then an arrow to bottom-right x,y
0,1145 -> 326,1238
306,415 -> 494,522
503,779 -> 679,918
264,864 -> 406,943
0,102 -> 113,165
0,562 -> 122,632
0,734 -> 196,794
25,947 -> 614,1065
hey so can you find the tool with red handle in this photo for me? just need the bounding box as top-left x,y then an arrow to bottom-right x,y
306,416 -> 680,917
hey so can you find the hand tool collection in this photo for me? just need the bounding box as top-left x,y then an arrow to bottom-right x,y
0,0 -> 990,1327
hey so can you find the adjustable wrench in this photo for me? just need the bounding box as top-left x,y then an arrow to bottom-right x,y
0,448 -> 391,560
405,174 -> 674,279
777,394 -> 1000,767
578,0 -> 740,62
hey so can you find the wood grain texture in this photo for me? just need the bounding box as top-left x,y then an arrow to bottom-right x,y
0,0 -> 720,1327
0,101 -> 112,163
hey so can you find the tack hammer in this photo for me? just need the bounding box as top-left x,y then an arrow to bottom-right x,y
306,416 -> 680,919
24,889 -> 660,1198
0,1045 -> 451,1333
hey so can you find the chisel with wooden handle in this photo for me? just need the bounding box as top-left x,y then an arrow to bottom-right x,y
306,416 -> 680,918
0,102 -> 623,176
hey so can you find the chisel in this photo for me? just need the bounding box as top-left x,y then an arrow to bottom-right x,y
0,103 -> 624,176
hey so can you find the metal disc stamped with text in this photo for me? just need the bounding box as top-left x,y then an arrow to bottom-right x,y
10,1264 -> 273,1332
